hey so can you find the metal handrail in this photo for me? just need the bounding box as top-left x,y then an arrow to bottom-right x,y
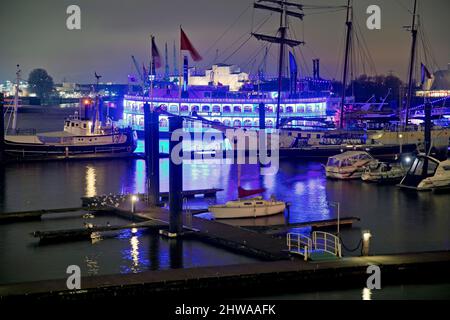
312,231 -> 342,258
287,233 -> 312,261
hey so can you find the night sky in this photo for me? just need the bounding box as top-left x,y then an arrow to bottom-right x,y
0,0 -> 448,84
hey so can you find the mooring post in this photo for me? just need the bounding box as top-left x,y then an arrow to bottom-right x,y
168,116 -> 183,236
144,103 -> 160,206
361,230 -> 372,256
0,93 -> 4,164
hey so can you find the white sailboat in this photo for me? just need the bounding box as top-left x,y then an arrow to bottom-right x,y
208,165 -> 286,219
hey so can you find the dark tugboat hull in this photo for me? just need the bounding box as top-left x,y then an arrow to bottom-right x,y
4,130 -> 137,161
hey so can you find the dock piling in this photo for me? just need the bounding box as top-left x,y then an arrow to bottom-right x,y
0,93 -> 4,163
259,102 -> 265,130
168,116 -> 183,236
144,103 -> 160,206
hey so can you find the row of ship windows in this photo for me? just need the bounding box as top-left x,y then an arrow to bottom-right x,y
65,122 -> 88,129
126,116 -> 318,129
125,104 -> 323,113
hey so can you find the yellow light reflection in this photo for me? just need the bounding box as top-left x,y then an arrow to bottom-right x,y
130,235 -> 140,272
85,166 -> 97,197
362,287 -> 372,300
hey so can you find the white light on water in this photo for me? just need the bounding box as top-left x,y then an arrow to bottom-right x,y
362,287 -> 372,300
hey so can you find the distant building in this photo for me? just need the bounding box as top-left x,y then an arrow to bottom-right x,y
0,80 -> 32,97
188,64 -> 249,91
416,63 -> 450,98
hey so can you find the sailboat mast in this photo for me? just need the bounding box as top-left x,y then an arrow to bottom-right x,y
276,1 -> 287,129
405,0 -> 418,126
252,0 -> 304,129
12,64 -> 20,131
339,0 -> 352,130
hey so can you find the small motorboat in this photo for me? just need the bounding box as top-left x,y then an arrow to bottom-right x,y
208,196 -> 286,219
398,154 -> 450,191
325,151 -> 377,180
362,162 -> 406,183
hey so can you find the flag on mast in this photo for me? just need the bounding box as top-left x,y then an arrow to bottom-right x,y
421,63 -> 433,90
180,27 -> 202,61
151,36 -> 162,69
289,51 -> 297,76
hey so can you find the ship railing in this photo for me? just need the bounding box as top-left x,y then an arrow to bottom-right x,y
183,197 -> 192,229
5,128 -> 37,136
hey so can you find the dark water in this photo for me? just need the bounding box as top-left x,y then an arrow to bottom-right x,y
1,105 -> 449,299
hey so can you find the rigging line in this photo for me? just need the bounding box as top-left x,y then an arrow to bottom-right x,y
354,16 -> 377,75
216,12 -> 273,63
287,20 -> 310,78
203,3 -> 252,59
223,35 -> 253,63
393,0 -> 413,15
243,42 -> 269,72
418,18 -> 439,71
303,8 -> 347,16
302,5 -> 348,10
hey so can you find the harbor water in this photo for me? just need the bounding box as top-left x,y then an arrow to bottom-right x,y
1,105 -> 449,298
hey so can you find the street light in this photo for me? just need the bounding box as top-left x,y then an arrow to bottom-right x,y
328,201 -> 340,236
398,133 -> 403,154
131,195 -> 138,213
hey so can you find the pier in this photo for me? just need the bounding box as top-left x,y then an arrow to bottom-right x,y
32,220 -> 167,242
1,250 -> 449,301
0,207 -> 87,223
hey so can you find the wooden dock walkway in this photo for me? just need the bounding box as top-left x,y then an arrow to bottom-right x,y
244,217 -> 361,234
32,220 -> 167,242
115,203 -> 289,261
0,207 -> 86,223
1,250 -> 449,301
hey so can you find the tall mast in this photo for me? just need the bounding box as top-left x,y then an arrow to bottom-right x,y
405,0 -> 418,126
164,42 -> 170,80
173,40 -> 178,78
339,0 -> 352,130
12,64 -> 21,131
275,2 -> 287,130
94,72 -> 102,133
252,0 -> 304,129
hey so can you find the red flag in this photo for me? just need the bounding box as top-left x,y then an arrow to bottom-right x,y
238,186 -> 266,198
180,27 -> 202,61
151,36 -> 162,69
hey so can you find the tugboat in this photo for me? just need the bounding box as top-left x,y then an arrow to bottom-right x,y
3,69 -> 137,160
4,112 -> 137,160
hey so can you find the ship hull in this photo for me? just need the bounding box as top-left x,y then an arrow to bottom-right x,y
4,130 -> 137,161
280,143 -> 418,161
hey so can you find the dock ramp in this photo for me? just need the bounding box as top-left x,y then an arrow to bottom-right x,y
287,231 -> 342,261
